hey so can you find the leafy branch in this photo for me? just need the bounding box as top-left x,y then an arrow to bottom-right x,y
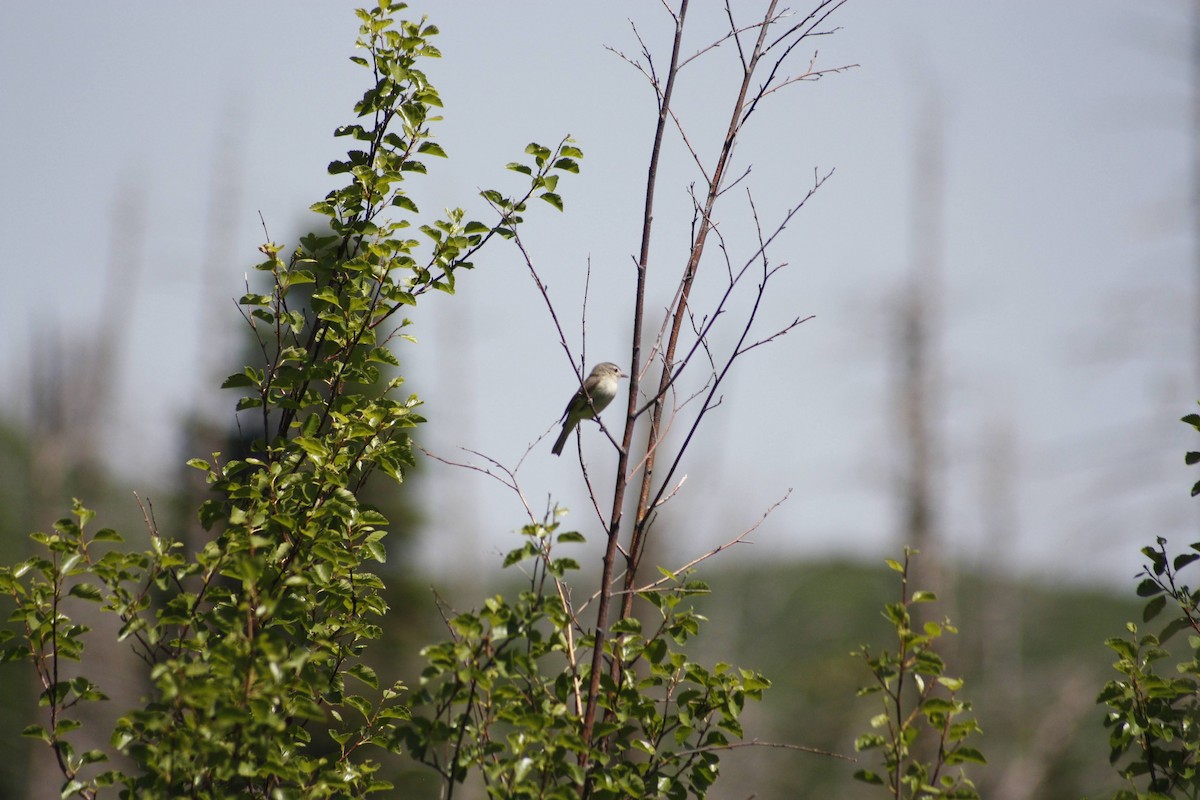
0,3 -> 578,797
853,550 -> 985,799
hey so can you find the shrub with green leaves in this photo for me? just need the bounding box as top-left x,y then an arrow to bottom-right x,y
0,3 -> 578,797
853,550 -> 985,799
1097,408 -> 1200,799
399,511 -> 770,800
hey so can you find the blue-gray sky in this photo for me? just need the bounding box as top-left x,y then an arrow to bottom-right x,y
1,2 -> 1193,585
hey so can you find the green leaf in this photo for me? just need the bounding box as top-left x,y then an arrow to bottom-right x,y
1173,552 -> 1200,570
294,437 -> 330,460
21,725 -> 49,743
1136,578 -> 1163,597
392,194 -> 419,213
1142,594 -> 1167,622
221,372 -> 255,389
539,192 -> 563,211
1161,616 -> 1192,643
68,583 -> 103,602
365,539 -> 387,563
853,769 -> 885,785
921,697 -> 956,714
347,664 -> 379,689
948,746 -> 987,765
1105,637 -> 1138,661
524,142 -> 551,160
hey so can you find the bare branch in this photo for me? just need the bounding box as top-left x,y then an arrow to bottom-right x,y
642,173 -> 829,518
664,105 -> 712,185
637,489 -> 790,595
759,53 -> 859,100
675,738 -> 855,762
576,485 -> 789,623
716,163 -> 754,198
764,0 -> 847,54
625,2 -> 783,598
604,43 -> 656,92
134,491 -> 159,539
580,0 -> 694,761
576,436 -> 612,530
417,445 -> 537,526
677,4 -> 791,71
652,473 -> 688,509
581,255 -> 593,370
509,227 -> 584,387
740,1 -> 855,129
604,17 -> 665,108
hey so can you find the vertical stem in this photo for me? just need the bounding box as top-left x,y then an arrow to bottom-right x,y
580,2 -> 691,764
893,554 -> 910,799
622,0 -> 780,613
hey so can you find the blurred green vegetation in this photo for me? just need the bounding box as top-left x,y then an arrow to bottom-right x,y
371,548 -> 1143,799
690,559 -> 1141,799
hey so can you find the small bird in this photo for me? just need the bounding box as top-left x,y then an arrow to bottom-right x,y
551,362 -> 627,456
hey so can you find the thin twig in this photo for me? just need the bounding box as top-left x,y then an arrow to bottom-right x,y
675,738 -> 855,761
417,445 -> 537,525
635,489 -> 790,595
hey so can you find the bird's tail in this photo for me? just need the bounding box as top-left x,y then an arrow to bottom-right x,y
551,425 -> 571,456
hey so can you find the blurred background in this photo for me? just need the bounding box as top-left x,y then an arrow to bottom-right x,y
0,1 -> 1196,797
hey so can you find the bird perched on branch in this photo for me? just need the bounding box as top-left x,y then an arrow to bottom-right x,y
551,362 -> 626,456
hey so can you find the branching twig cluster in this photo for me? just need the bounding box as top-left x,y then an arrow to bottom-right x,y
436,2 -> 856,793
581,4 -> 853,770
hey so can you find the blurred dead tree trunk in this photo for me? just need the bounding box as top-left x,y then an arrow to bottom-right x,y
24,184 -> 148,800
1193,0 -> 1200,394
893,92 -> 945,594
